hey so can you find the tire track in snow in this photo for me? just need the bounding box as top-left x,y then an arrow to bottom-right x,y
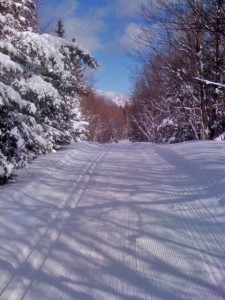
148,146 -> 225,299
0,148 -> 76,202
1,142 -> 225,299
42,148 -> 114,300
135,150 -> 192,299
0,146 -> 107,300
155,146 -> 225,259
179,195 -> 225,298
0,148 -> 93,287
93,147 -> 140,299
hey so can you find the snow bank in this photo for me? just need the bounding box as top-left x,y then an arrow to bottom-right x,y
215,132 -> 225,141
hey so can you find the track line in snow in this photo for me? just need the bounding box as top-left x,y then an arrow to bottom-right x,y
0,142 -> 225,299
0,147 -> 107,300
147,146 -> 225,298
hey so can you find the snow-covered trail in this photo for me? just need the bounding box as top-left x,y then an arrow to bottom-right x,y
0,141 -> 225,300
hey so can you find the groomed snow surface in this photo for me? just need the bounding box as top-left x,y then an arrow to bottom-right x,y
0,141 -> 225,300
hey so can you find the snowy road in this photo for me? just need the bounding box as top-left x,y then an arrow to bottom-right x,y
0,141 -> 225,300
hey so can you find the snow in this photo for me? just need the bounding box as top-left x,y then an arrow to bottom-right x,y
0,0 -> 99,178
0,15 -> 6,23
18,75 -> 62,105
95,89 -> 129,107
0,82 -> 30,110
0,141 -> 225,299
19,32 -> 66,72
0,152 -> 14,178
0,164 -> 13,178
215,132 -> 225,141
19,32 -> 97,72
0,52 -> 23,73
195,77 -> 225,89
0,41 -> 18,56
159,117 -> 174,128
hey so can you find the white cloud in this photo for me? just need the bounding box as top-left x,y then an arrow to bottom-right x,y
120,22 -> 145,51
39,0 -> 78,32
116,0 -> 180,17
64,16 -> 105,51
39,0 -> 108,52
116,0 -> 150,17
120,21 -> 166,53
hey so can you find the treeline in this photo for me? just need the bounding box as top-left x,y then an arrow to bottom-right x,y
129,0 -> 225,143
82,88 -> 129,143
0,0 -> 97,182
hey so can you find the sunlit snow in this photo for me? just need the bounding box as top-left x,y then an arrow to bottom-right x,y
0,141 -> 225,299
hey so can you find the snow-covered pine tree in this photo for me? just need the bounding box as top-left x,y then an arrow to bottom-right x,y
15,32 -> 97,144
0,0 -> 46,182
0,0 -> 38,34
0,0 -> 98,183
55,19 -> 65,38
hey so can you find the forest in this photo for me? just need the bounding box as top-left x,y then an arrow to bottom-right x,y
128,0 -> 225,143
1,0 -> 225,182
1,2 -> 225,298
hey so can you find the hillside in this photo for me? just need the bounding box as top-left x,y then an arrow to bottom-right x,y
95,89 -> 129,107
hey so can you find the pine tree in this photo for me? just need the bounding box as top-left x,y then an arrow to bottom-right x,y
0,0 -> 44,181
55,19 -> 65,38
0,0 -> 38,34
0,0 -> 98,183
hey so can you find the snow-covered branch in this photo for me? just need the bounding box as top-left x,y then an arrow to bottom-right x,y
194,77 -> 225,89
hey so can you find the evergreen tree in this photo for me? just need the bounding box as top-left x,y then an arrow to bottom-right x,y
55,19 -> 65,38
0,0 -> 43,181
0,0 -> 98,183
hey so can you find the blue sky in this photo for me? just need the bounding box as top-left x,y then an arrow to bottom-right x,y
38,0 -> 148,96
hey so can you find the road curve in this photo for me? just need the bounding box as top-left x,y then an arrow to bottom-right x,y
0,141 -> 225,300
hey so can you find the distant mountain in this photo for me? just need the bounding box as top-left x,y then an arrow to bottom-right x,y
95,90 -> 129,107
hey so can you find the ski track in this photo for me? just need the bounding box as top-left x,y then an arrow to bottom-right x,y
0,141 -> 225,299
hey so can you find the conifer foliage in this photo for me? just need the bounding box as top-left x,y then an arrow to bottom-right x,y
0,0 -> 97,183
55,19 -> 65,38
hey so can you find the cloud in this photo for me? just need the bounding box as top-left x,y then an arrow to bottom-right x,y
64,16 -> 105,51
116,0 -> 180,18
39,0 -> 78,32
39,0 -> 109,52
120,20 -> 167,54
120,22 -> 145,51
116,0 -> 150,17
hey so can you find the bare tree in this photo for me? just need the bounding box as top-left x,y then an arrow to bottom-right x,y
129,0 -> 225,142
81,88 -> 128,143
